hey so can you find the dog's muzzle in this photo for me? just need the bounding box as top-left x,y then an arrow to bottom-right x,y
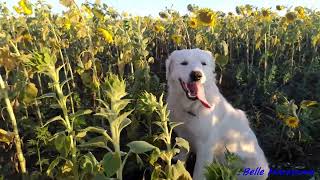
178,78 -> 211,108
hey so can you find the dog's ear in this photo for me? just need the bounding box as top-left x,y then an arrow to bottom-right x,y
203,50 -> 217,82
165,56 -> 173,80
203,50 -> 216,69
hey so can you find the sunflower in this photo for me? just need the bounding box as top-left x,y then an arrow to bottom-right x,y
285,12 -> 297,23
284,116 -> 299,129
22,34 -> 33,42
159,12 -> 169,19
14,0 -> 33,15
21,82 -> 38,104
154,23 -> 165,33
63,18 -> 72,30
97,28 -> 113,43
295,6 -> 305,19
189,18 -> 198,28
171,34 -> 182,44
276,5 -> 285,11
196,8 -> 217,27
261,9 -> 270,17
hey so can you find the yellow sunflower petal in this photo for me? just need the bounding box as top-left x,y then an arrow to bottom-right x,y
196,8 -> 217,27
284,116 -> 299,129
97,28 -> 113,43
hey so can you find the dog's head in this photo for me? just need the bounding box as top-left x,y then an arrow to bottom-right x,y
166,48 -> 216,108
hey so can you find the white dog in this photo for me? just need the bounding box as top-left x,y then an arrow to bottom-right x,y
166,49 -> 269,180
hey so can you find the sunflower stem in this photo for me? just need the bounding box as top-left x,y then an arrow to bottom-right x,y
0,75 -> 27,173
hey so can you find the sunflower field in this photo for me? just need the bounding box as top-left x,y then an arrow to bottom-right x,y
0,0 -> 320,179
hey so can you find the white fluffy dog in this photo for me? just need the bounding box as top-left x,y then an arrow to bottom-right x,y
166,49 -> 269,180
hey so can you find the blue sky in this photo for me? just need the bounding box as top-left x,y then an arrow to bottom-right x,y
2,0 -> 320,16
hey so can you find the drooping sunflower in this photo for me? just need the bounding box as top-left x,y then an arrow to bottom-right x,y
261,9 -> 270,17
21,82 -> 38,104
159,11 -> 169,19
171,34 -> 183,44
196,8 -> 217,27
285,12 -> 297,23
189,18 -> 198,28
276,5 -> 285,11
284,116 -> 299,129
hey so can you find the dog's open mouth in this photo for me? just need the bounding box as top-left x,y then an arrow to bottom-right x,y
179,79 -> 211,108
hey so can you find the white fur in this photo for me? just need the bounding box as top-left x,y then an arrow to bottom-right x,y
166,49 -> 269,180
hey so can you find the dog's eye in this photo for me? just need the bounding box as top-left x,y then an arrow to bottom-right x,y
181,61 -> 188,65
201,62 -> 207,66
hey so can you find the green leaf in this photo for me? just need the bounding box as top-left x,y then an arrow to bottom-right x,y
46,157 -> 62,176
300,100 -> 318,109
119,118 -> 131,132
96,99 -> 110,109
175,137 -> 190,152
77,126 -> 111,141
78,136 -> 109,149
169,122 -> 184,129
37,92 -> 57,100
75,131 -> 87,139
111,110 -> 133,127
79,152 -> 99,174
221,40 -> 229,56
127,141 -> 158,154
215,54 -> 229,67
103,152 -> 121,178
54,133 -> 71,157
61,78 -> 72,89
112,99 -> 131,113
70,109 -> 93,120
43,115 -> 66,127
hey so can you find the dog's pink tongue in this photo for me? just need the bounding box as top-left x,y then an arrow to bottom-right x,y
187,82 -> 211,108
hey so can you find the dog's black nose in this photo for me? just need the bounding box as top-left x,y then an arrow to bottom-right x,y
190,71 -> 202,81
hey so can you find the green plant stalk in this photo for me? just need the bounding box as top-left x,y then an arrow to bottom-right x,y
52,72 -> 79,179
47,18 -> 75,114
36,140 -> 43,172
291,43 -> 295,74
160,109 -> 173,175
111,124 -> 123,180
0,75 -> 26,173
